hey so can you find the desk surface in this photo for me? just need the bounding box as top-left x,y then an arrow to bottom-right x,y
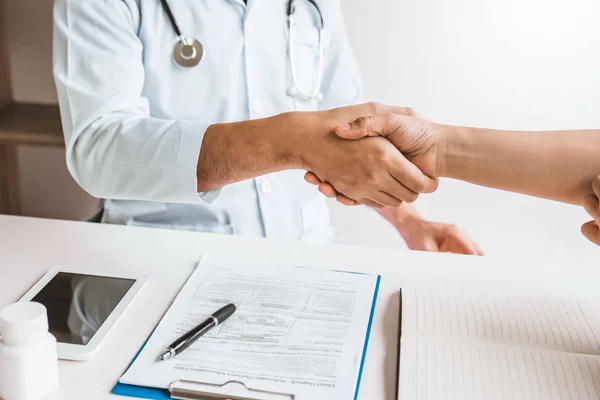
1,215 -> 599,400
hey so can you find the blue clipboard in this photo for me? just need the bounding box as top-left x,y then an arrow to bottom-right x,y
112,273 -> 381,400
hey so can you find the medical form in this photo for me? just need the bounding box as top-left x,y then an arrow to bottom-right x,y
117,257 -> 379,400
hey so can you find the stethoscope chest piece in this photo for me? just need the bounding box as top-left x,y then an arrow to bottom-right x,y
173,37 -> 204,67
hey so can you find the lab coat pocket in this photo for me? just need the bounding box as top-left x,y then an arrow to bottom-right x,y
299,194 -> 336,243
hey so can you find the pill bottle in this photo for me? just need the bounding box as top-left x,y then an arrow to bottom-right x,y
0,302 -> 59,400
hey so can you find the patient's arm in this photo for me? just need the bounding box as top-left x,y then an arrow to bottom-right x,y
306,109 -> 600,206
439,124 -> 600,205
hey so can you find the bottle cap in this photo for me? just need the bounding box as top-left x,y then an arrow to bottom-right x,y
0,302 -> 49,345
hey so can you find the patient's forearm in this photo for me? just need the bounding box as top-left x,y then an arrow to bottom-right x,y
441,126 -> 600,204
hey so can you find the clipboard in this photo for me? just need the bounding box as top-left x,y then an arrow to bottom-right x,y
112,274 -> 380,400
113,367 -> 295,400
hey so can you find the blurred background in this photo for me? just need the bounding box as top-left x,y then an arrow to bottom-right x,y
3,0 -> 600,265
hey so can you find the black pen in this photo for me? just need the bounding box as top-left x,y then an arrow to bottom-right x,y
157,303 -> 236,361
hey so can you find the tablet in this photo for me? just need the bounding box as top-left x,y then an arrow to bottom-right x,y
19,266 -> 147,361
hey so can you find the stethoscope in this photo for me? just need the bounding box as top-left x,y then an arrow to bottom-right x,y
160,0 -> 325,100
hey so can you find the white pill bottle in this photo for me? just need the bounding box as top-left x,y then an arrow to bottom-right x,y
0,302 -> 59,400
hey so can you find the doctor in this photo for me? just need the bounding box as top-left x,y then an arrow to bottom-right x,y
53,0 -> 481,253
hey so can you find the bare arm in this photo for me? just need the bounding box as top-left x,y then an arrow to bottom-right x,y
441,126 -> 600,204
196,114 -> 299,192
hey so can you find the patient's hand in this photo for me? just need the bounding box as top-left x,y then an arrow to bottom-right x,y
305,109 -> 442,206
294,103 -> 439,208
582,175 -> 600,246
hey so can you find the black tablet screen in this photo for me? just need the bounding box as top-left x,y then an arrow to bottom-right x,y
31,272 -> 135,345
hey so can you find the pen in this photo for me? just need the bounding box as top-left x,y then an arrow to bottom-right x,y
157,303 -> 236,361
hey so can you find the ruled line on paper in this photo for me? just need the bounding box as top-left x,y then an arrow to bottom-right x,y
561,299 -> 584,349
576,302 -> 600,351
545,298 -> 566,348
575,356 -> 593,400
531,354 -> 556,400
533,298 -> 557,348
585,357 -> 600,398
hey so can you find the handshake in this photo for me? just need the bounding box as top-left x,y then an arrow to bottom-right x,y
290,102 -> 445,208
293,102 -> 600,248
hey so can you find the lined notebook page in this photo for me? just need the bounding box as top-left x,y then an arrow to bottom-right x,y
401,288 -> 600,354
398,288 -> 600,399
398,341 -> 600,400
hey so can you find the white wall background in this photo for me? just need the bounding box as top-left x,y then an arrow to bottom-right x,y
5,0 -> 600,265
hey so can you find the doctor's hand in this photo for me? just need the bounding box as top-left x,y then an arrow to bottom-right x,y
401,218 -> 484,255
304,109 -> 442,206
290,103 -> 438,208
581,175 -> 600,246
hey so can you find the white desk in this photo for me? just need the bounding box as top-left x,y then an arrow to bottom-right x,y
1,215 -> 599,400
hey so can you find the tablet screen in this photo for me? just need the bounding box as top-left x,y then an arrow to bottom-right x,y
31,272 -> 136,345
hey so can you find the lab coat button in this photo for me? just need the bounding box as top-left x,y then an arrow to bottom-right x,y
260,179 -> 272,194
252,98 -> 264,115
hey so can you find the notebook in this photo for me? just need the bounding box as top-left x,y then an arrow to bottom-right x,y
397,287 -> 600,400
113,257 -> 380,400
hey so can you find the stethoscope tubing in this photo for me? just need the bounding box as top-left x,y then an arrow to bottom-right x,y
160,0 -> 325,100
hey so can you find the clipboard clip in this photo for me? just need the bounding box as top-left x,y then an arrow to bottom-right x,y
169,379 -> 295,400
